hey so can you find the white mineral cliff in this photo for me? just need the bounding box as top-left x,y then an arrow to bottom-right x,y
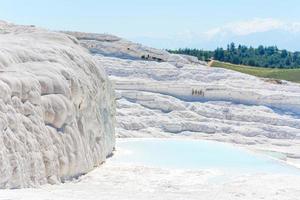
0,21 -> 115,188
67,31 -> 300,166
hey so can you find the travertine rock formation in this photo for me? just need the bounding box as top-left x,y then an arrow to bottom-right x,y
64,31 -> 207,67
67,32 -> 300,141
62,32 -> 300,167
0,21 -> 115,188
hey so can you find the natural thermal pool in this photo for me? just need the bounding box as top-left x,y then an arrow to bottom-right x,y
1,139 -> 300,200
111,138 -> 300,175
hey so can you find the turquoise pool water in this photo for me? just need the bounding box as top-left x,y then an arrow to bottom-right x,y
111,139 -> 300,175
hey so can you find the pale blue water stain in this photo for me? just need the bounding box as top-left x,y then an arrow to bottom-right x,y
111,139 -> 300,175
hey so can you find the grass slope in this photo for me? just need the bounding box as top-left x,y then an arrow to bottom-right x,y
211,61 -> 300,83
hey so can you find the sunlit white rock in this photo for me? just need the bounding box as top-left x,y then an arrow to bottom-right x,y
0,21 -> 115,188
68,31 -> 300,146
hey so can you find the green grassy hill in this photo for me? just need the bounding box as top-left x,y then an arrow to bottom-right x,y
211,61 -> 300,83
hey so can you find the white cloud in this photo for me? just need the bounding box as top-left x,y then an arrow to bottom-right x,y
134,18 -> 300,50
285,22 -> 300,33
204,18 -> 300,39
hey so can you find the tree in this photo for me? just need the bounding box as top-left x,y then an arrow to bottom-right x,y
167,44 -> 300,69
214,48 -> 225,61
281,50 -> 288,58
257,45 -> 265,55
229,42 -> 236,53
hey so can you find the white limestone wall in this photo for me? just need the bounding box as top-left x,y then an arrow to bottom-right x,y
0,21 -> 115,188
66,30 -> 300,160
64,31 -> 206,66
96,56 -> 300,140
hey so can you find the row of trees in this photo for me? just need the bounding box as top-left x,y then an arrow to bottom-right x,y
167,48 -> 213,62
168,43 -> 300,68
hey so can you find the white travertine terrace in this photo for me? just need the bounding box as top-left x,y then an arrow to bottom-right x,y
67,31 -> 300,165
0,21 -> 115,188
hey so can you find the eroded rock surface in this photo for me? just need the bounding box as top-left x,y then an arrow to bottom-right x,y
64,31 -> 207,67
67,31 -> 300,163
0,21 -> 115,188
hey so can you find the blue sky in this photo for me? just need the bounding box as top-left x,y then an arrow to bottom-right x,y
1,0 -> 300,50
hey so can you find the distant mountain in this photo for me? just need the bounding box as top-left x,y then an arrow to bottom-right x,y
130,30 -> 300,52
